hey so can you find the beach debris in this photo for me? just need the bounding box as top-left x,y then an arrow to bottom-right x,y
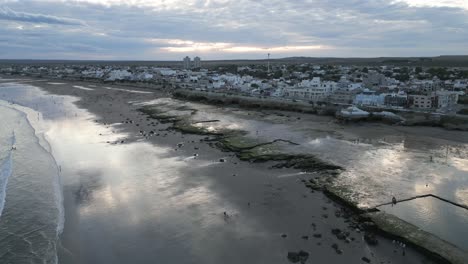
219,158 -> 226,162
281,234 -> 287,238
313,233 -> 322,238
287,250 -> 309,263
361,256 -> 371,263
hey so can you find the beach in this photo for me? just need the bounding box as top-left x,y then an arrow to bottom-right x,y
0,77 -> 467,263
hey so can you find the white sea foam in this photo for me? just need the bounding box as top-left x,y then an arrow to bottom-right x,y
10,104 -> 65,234
47,82 -> 66,85
0,98 -> 64,262
73,85 -> 94,91
0,147 -> 13,218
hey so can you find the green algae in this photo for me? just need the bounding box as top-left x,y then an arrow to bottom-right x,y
217,136 -> 342,172
137,106 -> 184,123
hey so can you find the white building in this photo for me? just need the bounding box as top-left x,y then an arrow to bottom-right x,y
105,70 -> 132,81
436,91 -> 459,109
454,79 -> 467,90
354,89 -> 385,106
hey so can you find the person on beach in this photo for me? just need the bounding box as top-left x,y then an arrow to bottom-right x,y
392,196 -> 397,206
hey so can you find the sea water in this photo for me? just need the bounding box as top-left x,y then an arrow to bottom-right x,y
0,83 -> 64,263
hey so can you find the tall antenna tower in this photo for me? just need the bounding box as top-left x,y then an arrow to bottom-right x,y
267,53 -> 271,74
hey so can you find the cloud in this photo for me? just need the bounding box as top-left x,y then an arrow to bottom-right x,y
0,0 -> 467,59
0,7 -> 84,25
393,0 -> 468,10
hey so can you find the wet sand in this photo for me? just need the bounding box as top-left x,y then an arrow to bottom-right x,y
1,77 -> 454,263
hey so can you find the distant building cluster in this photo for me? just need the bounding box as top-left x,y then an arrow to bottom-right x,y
1,61 -> 467,115
183,56 -> 202,70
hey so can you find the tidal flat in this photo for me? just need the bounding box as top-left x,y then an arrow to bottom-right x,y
1,76 -> 467,263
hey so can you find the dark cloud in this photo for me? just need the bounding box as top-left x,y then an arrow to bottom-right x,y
0,7 -> 84,26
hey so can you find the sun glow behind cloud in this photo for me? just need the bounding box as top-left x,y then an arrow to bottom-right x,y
393,0 -> 468,9
147,38 -> 326,53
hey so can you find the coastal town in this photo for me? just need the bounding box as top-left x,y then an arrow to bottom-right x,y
1,57 -> 467,119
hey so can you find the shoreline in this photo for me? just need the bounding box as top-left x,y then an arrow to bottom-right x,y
171,89 -> 468,131
2,77 -> 467,263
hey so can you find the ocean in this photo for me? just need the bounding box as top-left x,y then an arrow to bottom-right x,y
0,84 -> 64,263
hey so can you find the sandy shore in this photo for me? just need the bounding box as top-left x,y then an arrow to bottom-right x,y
3,76 -> 457,264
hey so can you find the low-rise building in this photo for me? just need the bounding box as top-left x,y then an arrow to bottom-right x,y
409,94 -> 435,109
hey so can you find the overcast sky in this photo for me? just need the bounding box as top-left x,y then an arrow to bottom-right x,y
0,0 -> 467,60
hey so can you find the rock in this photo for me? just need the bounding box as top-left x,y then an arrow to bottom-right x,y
364,232 -> 378,246
281,234 -> 287,238
361,256 -> 371,263
313,233 -> 322,238
219,158 -> 226,162
337,233 -> 347,240
287,250 -> 309,263
362,221 -> 377,230
331,243 -> 342,254
331,228 -> 341,235
301,235 -> 309,240
287,252 -> 300,263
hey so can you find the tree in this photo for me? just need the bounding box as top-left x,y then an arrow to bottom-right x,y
415,67 -> 422,74
395,74 -> 410,82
